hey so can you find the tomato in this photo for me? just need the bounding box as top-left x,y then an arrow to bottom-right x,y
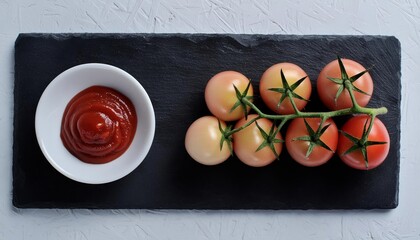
233,114 -> 282,167
259,63 -> 311,114
185,116 -> 230,165
337,115 -> 390,170
205,71 -> 253,121
317,58 -> 373,110
285,118 -> 338,167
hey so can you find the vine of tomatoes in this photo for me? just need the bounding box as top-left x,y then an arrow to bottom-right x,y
184,56 -> 390,170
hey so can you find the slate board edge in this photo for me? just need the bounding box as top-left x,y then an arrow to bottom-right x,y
15,32 -> 401,45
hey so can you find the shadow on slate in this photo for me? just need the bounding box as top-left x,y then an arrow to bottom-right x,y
13,33 -> 401,209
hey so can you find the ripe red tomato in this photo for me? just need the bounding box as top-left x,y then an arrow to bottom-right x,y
259,63 -> 311,114
317,58 -> 373,110
185,116 -> 231,165
233,114 -> 282,167
337,115 -> 390,170
285,118 -> 338,167
205,71 -> 253,121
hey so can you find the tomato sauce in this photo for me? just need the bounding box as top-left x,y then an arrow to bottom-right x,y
61,86 -> 137,164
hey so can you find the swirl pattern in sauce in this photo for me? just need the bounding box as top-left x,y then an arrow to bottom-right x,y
61,86 -> 137,164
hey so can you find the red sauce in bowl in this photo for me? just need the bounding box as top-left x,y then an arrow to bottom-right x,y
61,86 -> 137,164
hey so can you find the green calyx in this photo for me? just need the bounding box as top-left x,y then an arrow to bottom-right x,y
218,120 -> 233,156
255,121 -> 283,159
340,116 -> 387,169
328,56 -> 371,106
293,118 -> 333,158
230,81 -> 253,119
268,69 -> 309,112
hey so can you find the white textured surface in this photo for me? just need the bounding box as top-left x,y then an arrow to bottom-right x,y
1,0 -> 419,239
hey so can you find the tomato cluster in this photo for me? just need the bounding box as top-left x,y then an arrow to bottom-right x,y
185,58 -> 390,170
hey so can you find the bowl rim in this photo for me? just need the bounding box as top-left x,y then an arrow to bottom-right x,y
35,63 -> 155,184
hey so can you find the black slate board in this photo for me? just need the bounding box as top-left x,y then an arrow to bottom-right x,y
13,33 -> 401,209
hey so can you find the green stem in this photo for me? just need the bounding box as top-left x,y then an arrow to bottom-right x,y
225,77 -> 387,139
227,116 -> 260,135
244,98 -> 386,120
225,98 -> 387,136
287,90 -> 301,114
344,80 -> 363,112
362,114 -> 376,144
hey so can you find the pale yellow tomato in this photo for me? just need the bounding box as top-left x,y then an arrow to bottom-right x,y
205,71 -> 253,121
259,63 -> 311,114
185,116 -> 230,165
233,114 -> 282,167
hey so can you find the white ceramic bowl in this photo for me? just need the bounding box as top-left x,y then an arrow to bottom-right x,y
35,63 -> 155,184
